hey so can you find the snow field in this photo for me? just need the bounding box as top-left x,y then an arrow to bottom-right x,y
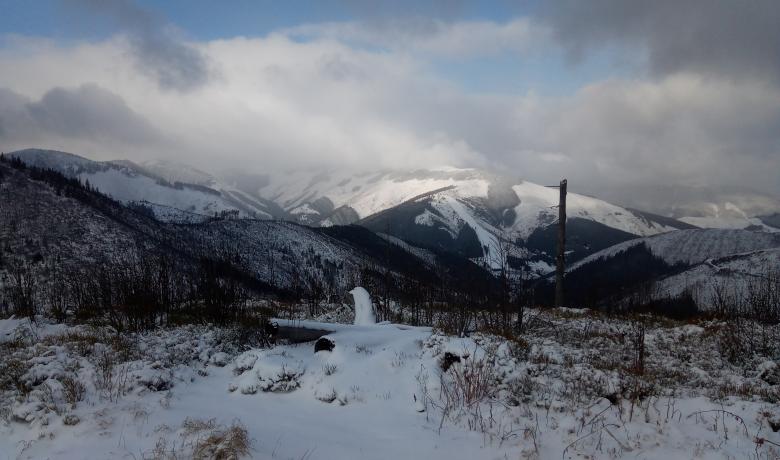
1,309 -> 779,459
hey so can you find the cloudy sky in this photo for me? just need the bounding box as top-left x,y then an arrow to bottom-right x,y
1,0 -> 779,206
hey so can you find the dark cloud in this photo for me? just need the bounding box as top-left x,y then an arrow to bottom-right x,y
65,0 -> 210,91
542,0 -> 780,83
0,84 -> 162,146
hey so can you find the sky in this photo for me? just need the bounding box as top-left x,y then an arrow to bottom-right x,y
0,0 -> 779,209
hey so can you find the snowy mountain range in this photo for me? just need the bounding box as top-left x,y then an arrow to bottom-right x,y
598,183 -> 780,232
8,149 -> 282,221
0,156 -> 494,300
8,149 -> 711,272
4,148 -> 780,312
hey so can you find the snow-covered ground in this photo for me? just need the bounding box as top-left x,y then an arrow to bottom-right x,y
2,308 -> 778,460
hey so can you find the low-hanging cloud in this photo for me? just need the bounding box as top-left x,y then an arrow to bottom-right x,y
0,84 -> 162,151
65,0 -> 211,91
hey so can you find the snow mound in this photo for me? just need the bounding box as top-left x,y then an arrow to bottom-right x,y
350,287 -> 376,325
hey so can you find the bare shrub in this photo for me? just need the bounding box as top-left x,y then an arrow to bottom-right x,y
260,366 -> 303,393
60,375 -> 86,407
316,388 -> 338,404
182,417 -> 218,437
354,344 -> 372,355
428,346 -> 510,439
505,374 -> 538,406
92,347 -> 130,402
39,381 -> 63,415
443,354 -> 498,408
181,418 -> 251,460
628,316 -> 647,375
0,357 -> 30,396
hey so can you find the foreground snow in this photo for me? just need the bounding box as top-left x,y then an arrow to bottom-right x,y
1,311 -> 778,459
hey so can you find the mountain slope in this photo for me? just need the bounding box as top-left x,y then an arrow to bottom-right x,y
570,228 -> 780,270
252,167 -> 691,271
555,228 -> 780,310
653,247 -> 780,309
9,150 -> 694,273
0,157 -> 493,301
9,149 -> 280,221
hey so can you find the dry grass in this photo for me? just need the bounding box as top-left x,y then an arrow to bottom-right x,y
194,422 -> 250,459
164,418 -> 252,460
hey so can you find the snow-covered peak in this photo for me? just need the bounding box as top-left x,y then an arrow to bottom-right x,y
677,201 -> 780,232
510,181 -> 679,239
257,167 -> 492,219
8,148 -> 103,173
8,149 -> 274,220
140,159 -> 216,187
258,167 -> 681,238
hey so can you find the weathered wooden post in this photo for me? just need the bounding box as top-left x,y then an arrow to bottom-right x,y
555,179 -> 567,308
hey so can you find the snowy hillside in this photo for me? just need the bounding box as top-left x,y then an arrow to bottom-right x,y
654,247 -> 780,307
510,181 -> 680,239
679,214 -> 779,232
9,150 -> 694,271
9,149 -> 277,221
257,167 -> 491,222
673,200 -> 780,231
556,228 -> 780,311
570,228 -> 780,271
0,158 -> 490,300
258,167 -> 682,237
140,159 -> 216,186
255,167 -> 690,270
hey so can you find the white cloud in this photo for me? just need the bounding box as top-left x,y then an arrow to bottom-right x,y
282,18 -> 548,58
0,30 -> 777,201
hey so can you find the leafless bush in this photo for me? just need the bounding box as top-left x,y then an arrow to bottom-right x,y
39,381 -> 63,415
260,366 -> 303,393
7,259 -> 39,319
505,374 -> 538,406
709,268 -> 780,363
354,344 -> 373,355
0,357 -> 30,396
628,316 -> 646,375
60,375 -> 86,407
426,346 -> 517,442
92,347 -> 130,402
442,352 -> 498,409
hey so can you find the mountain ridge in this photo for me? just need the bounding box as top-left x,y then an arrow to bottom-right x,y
6,148 -> 701,272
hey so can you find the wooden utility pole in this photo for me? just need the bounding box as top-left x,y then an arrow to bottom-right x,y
554,179 -> 567,308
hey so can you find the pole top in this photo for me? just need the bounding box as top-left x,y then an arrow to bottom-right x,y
545,178 -> 568,188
